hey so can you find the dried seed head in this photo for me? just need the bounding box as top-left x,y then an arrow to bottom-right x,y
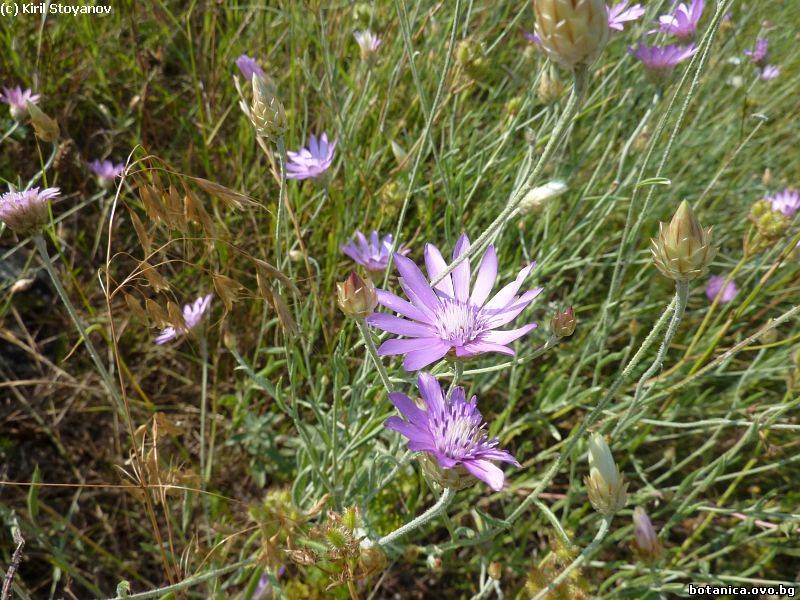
533,0 -> 609,70
585,433 -> 627,516
651,201 -> 716,282
551,306 -> 576,338
337,272 -> 378,318
250,74 -> 286,143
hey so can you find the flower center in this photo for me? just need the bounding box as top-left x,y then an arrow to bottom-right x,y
434,298 -> 484,346
430,401 -> 486,461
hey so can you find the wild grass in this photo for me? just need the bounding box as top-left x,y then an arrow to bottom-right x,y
1,0 -> 800,598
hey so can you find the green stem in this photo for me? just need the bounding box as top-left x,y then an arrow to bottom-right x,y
200,335 -> 209,484
531,515 -> 612,600
377,487 -> 455,547
34,234 -> 127,420
356,318 -> 393,392
612,279 -> 689,437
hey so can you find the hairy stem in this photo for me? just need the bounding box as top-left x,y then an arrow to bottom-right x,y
356,318 -> 393,392
378,487 -> 456,547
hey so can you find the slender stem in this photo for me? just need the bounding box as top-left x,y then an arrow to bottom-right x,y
429,67 -> 588,288
34,234 -> 127,419
356,318 -> 393,392
532,515 -> 612,600
199,335 -> 209,484
612,280 -> 689,436
106,558 -> 256,600
377,487 -> 456,547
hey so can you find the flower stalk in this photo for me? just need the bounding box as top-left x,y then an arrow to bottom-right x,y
377,487 -> 455,547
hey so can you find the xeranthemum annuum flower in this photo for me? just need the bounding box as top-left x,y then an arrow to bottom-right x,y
533,0 -> 609,69
367,233 -> 543,371
0,187 -> 59,235
385,372 -> 519,491
155,294 -> 212,345
651,200 -> 715,282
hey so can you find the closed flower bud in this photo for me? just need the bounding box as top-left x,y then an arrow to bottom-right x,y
518,180 -> 568,215
250,74 -> 286,142
533,0 -> 609,70
651,201 -> 715,282
585,433 -> 627,516
337,272 -> 378,318
488,561 -> 502,580
537,66 -> 565,104
551,306 -> 576,338
27,102 -> 60,143
633,506 -> 662,561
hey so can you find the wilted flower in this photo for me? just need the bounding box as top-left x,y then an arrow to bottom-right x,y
551,307 -> 576,338
656,0 -> 703,40
767,189 -> 800,218
341,230 -> 406,272
337,272 -> 378,318
0,187 -> 59,235
236,54 -> 265,81
758,65 -> 780,81
631,44 -> 696,82
385,372 -> 520,491
632,507 -> 662,561
518,180 -> 568,214
705,275 -> 738,304
607,1 -> 645,32
155,294 -> 212,345
26,102 -> 59,142
367,233 -> 542,370
533,0 -> 609,69
354,30 -> 381,61
651,201 -> 715,282
744,38 -> 769,66
0,86 -> 40,121
250,74 -> 287,143
286,133 -> 336,181
88,159 -> 125,189
585,433 -> 627,515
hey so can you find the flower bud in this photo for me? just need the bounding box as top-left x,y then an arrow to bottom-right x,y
650,201 -> 715,282
518,180 -> 568,215
551,307 -> 576,338
585,433 -> 627,516
533,0 -> 609,70
27,102 -> 60,143
337,272 -> 378,318
537,66 -> 565,104
488,561 -> 502,580
250,74 -> 286,143
632,506 -> 662,561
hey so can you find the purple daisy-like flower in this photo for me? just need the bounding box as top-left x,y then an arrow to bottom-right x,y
744,38 -> 769,66
631,43 -> 696,80
767,188 -> 800,218
286,132 -> 337,181
88,159 -> 125,189
236,54 -> 265,81
656,0 -> 704,40
155,294 -> 213,345
385,372 -> 520,491
705,275 -> 738,304
0,187 -> 59,234
341,230 -> 407,272
758,65 -> 780,81
354,30 -> 382,60
1,86 -> 41,121
523,30 -> 541,45
366,233 -> 542,371
608,1 -> 645,32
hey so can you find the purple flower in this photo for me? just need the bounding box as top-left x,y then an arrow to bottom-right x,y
286,133 -> 336,181
341,230 -> 407,272
0,86 -> 40,121
705,275 -> 738,304
631,43 -> 696,80
236,54 -> 265,81
155,294 -> 213,345
767,188 -> 800,218
354,30 -> 381,60
523,30 -> 541,45
656,0 -> 704,40
608,1 -> 645,32
366,233 -> 542,371
0,187 -> 59,234
758,65 -> 780,81
88,159 -> 125,189
744,38 -> 769,66
385,372 -> 519,491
